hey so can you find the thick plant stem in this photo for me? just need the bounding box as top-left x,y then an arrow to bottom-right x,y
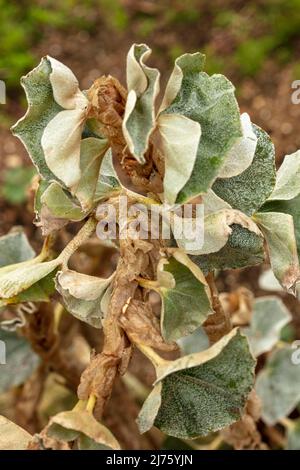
59,217 -> 97,267
203,272 -> 232,344
133,342 -> 167,369
77,236 -> 157,418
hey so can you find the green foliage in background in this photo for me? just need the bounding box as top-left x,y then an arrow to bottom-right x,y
1,0 -> 300,92
1,167 -> 36,205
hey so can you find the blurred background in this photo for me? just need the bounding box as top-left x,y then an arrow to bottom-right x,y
1,0 -> 300,230
1,1 -> 300,449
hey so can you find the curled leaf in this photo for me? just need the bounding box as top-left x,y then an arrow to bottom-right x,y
47,410 -> 120,450
56,270 -> 115,328
40,182 -> 84,221
262,195 -> 300,260
157,113 -> 201,205
159,52 -> 206,113
74,137 -> 109,210
41,109 -> 85,188
213,125 -> 276,216
123,44 -> 160,163
161,54 -> 242,203
254,211 -> 300,292
192,224 -> 265,274
268,150 -> 300,201
202,189 -> 232,215
94,149 -> 122,201
0,258 -> 60,299
11,57 -> 62,181
48,56 -> 86,110
178,209 -> 261,256
219,113 -> 257,178
41,57 -> 89,188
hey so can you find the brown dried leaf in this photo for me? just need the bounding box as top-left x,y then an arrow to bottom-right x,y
36,205 -> 69,236
220,287 -> 254,326
119,298 -> 177,352
0,415 -> 31,450
203,273 -> 232,343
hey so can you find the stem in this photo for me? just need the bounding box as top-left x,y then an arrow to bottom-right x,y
280,417 -> 295,430
59,217 -> 97,267
184,434 -> 223,450
135,342 -> 167,368
136,277 -> 160,292
126,189 -> 160,207
86,394 -> 97,414
208,435 -> 223,450
53,303 -> 64,335
203,272 -> 232,344
277,340 -> 288,349
73,399 -> 87,412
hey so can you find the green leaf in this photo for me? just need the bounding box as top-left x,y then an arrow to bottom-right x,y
213,125 -> 276,216
38,57 -> 88,189
157,113 -> 201,205
268,150 -> 300,201
137,329 -> 255,439
73,137 -> 109,210
254,212 -> 300,292
40,182 -> 85,221
261,195 -> 300,259
0,229 -> 35,267
0,330 -> 40,393
178,209 -> 261,256
157,251 -> 212,341
55,270 -> 115,328
12,56 -> 89,189
11,57 -> 62,181
159,52 -> 206,112
202,189 -> 232,214
0,229 -> 56,305
218,113 -> 257,178
47,410 -> 120,450
287,419 -> 300,450
4,271 -> 57,305
256,346 -> 300,425
0,258 -> 61,299
123,44 -> 160,163
192,224 -> 265,274
0,416 -> 31,450
94,150 -> 122,202
34,181 -> 69,235
243,297 -> 291,357
161,53 -> 242,203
